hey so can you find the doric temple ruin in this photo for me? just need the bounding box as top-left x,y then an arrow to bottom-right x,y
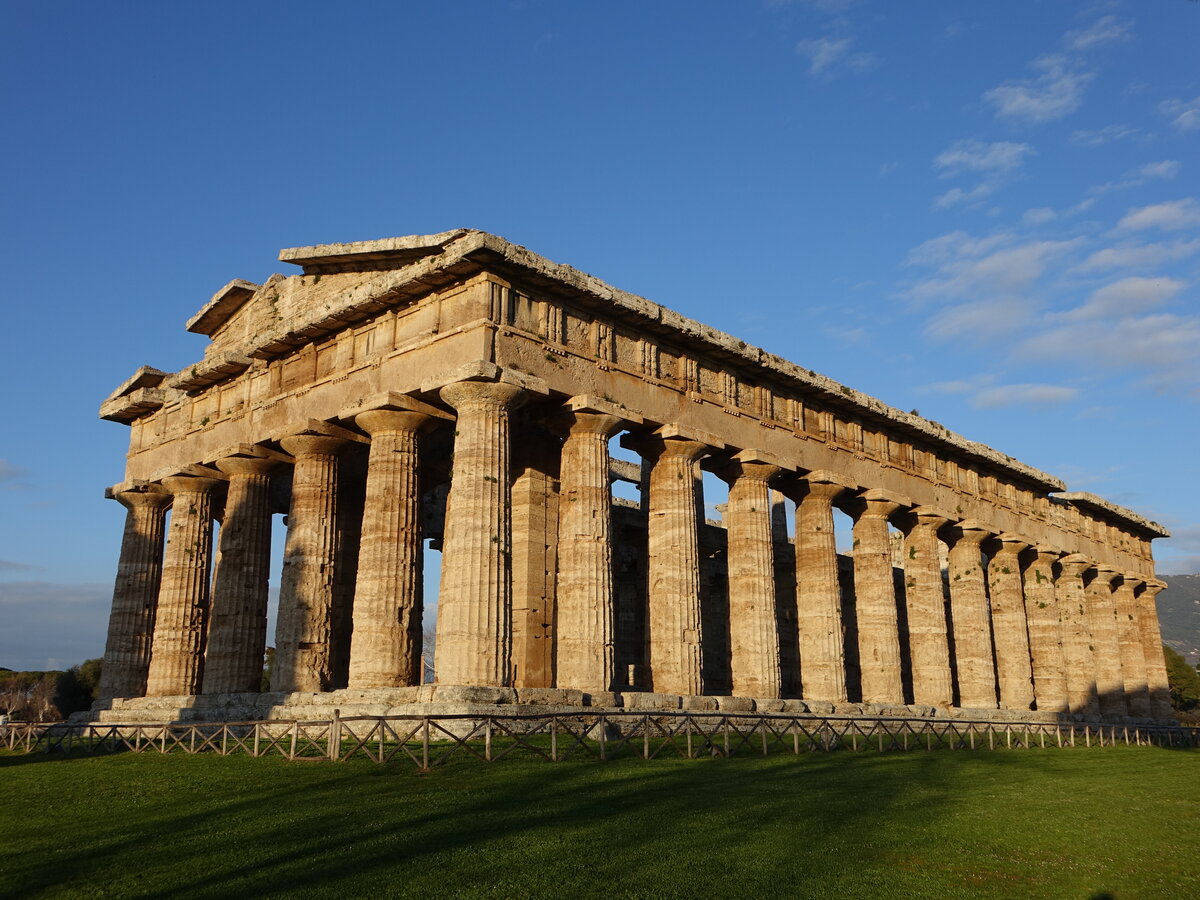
93,230 -> 1174,724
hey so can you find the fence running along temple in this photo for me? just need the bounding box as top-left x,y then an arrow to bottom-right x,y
92,230 -> 1174,726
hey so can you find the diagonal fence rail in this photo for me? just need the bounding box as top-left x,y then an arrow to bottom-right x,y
3,713 -> 1196,768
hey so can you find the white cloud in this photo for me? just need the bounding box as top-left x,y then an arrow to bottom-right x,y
1088,160 -> 1181,195
1117,198 -> 1200,232
933,183 -> 995,210
907,237 -> 1081,305
1137,160 -> 1180,180
878,160 -> 900,177
795,36 -> 875,77
924,297 -> 1037,340
934,140 -> 1033,177
1059,276 -> 1184,321
1023,207 -> 1057,225
1063,15 -> 1131,52
984,54 -> 1093,123
1070,124 -> 1139,146
904,230 -> 1009,267
971,383 -> 1079,409
1073,239 -> 1200,272
1160,96 -> 1200,133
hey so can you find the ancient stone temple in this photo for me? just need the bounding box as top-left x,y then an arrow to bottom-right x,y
94,230 -> 1174,723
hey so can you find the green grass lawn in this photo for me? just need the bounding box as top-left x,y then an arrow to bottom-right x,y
1,745 -> 1197,899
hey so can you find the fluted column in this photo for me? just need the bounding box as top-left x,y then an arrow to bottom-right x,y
719,454 -> 782,699
897,507 -> 953,708
1086,566 -> 1126,716
1057,553 -> 1099,717
202,457 -> 276,694
1022,545 -> 1069,713
272,435 -> 347,693
435,380 -> 524,686
98,486 -> 170,700
1135,579 -> 1173,719
554,406 -> 623,692
941,521 -> 996,709
985,534 -> 1034,711
1113,575 -> 1151,717
347,410 -> 431,689
844,490 -> 907,705
788,473 -> 852,703
642,433 -> 710,695
145,476 -> 222,696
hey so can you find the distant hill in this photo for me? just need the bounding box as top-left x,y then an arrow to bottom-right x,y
1159,574 -> 1200,664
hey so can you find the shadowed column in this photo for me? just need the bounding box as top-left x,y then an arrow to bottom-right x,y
1135,579 -> 1173,719
1113,575 -> 1151,717
843,489 -> 908,705
272,435 -> 348,693
553,401 -> 625,692
98,486 -> 170,700
985,534 -> 1034,711
1057,553 -> 1099,717
896,506 -> 953,708
1021,545 -> 1069,713
637,430 -> 711,696
785,473 -> 853,703
435,380 -> 524,686
718,453 -> 783,699
941,520 -> 996,709
1085,565 -> 1126,717
203,457 -> 276,694
145,475 -> 222,697
348,410 -> 432,689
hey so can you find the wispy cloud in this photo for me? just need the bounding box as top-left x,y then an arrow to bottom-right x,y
1073,238 -> 1200,272
1089,159 -> 1181,195
1160,96 -> 1200,133
1062,15 -> 1131,52
1070,124 -> 1140,146
795,35 -> 876,78
1117,198 -> 1200,232
1058,276 -> 1184,322
985,54 -> 1093,123
931,140 -> 1033,210
0,560 -> 43,574
971,383 -> 1079,409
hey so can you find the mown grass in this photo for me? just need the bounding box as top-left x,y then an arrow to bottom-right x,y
1,744 -> 1196,899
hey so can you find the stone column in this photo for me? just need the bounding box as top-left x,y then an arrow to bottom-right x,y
1085,566 -> 1127,717
145,476 -> 222,697
202,457 -> 276,695
97,486 -> 170,700
985,534 -> 1034,711
510,425 -> 560,689
719,453 -> 782,699
554,404 -> 624,693
941,521 -> 996,709
1022,546 -> 1069,713
897,506 -> 953,708
1135,579 -> 1173,719
788,473 -> 852,703
435,381 -> 524,686
642,432 -> 710,696
347,410 -> 431,689
1113,575 -> 1151,718
1057,553 -> 1099,717
272,435 -> 347,693
844,489 -> 908,705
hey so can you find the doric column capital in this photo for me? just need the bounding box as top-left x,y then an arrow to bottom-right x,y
1087,565 -> 1121,589
439,379 -> 526,411
111,484 -> 171,512
939,518 -> 993,547
623,423 -> 721,464
279,434 -> 350,459
782,469 -> 856,504
715,450 -> 782,486
214,456 -> 278,478
896,504 -> 952,534
841,487 -> 910,521
160,475 -> 224,497
553,394 -> 642,438
1121,574 -> 1146,592
1058,552 -> 1092,578
354,408 -> 435,437
984,532 -> 1031,559
1139,579 -> 1166,598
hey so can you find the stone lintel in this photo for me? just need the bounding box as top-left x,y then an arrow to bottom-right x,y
167,352 -> 253,394
564,394 -> 644,425
608,459 -> 641,485
652,423 -> 725,449
186,280 -> 261,336
99,387 -> 166,423
418,360 -> 549,398
102,366 -> 169,403
278,230 -> 469,275
800,469 -> 859,490
339,391 -> 454,423
1055,491 -> 1170,540
105,480 -> 168,500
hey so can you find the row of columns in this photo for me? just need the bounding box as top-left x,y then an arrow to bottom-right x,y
99,379 -> 1175,721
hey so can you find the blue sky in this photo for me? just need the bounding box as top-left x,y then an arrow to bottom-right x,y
1,1 -> 1197,670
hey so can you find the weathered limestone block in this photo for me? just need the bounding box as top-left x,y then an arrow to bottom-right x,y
347,410 -> 431,689
1085,566 -> 1127,717
554,401 -> 625,692
510,423 -> 559,689
787,472 -> 853,703
98,486 -> 170,700
1135,580 -> 1173,719
1112,575 -> 1151,718
941,521 -> 997,710
718,453 -> 782,699
145,476 -> 222,697
1056,553 -> 1099,717
203,457 -> 276,694
435,380 -> 525,686
1021,546 -> 1069,713
985,534 -> 1034,711
844,489 -> 909,705
272,435 -> 347,693
896,506 -> 953,708
639,430 -> 711,696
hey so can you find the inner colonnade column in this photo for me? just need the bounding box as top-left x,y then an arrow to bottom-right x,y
985,534 -> 1035,711
98,486 -> 171,700
1112,575 -> 1151,717
1021,546 -> 1069,713
897,506 -> 953,708
941,521 -> 997,709
1085,566 -> 1127,717
1136,580 -> 1173,719
145,475 -> 222,697
1057,553 -> 1100,717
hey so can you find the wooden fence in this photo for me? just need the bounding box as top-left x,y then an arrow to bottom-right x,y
3,713 -> 1197,768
